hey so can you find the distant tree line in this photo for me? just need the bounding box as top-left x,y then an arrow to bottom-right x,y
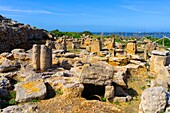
50,29 -> 92,38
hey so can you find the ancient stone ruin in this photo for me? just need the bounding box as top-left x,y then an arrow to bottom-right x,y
1,15 -> 170,113
32,44 -> 52,71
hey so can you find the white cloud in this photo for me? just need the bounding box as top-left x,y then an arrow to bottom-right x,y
121,5 -> 160,14
0,6 -> 52,14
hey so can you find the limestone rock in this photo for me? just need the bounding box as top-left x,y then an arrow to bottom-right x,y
64,53 -> 78,58
1,104 -> 38,113
114,97 -> 127,103
0,76 -> 11,89
80,61 -> 127,86
0,15 -> 48,53
152,50 -> 169,56
126,41 -> 137,54
15,79 -> 47,102
104,86 -> 114,102
0,59 -> 20,73
139,87 -> 166,113
61,83 -> 84,98
151,79 -> 168,91
150,55 -> 168,73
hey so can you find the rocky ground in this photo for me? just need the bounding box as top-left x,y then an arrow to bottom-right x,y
1,15 -> 170,113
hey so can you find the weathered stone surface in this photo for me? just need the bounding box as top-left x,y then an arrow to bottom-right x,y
107,38 -> 115,50
90,38 -> 102,53
64,53 -> 78,58
60,59 -> 73,70
104,86 -> 114,102
80,62 -> 127,86
139,87 -> 166,113
0,76 -> 11,89
0,59 -> 20,72
32,44 -> 40,70
145,42 -> 157,54
1,104 -> 38,113
126,41 -> 137,54
152,50 -> 169,56
40,45 -> 52,71
114,97 -> 127,103
11,49 -> 30,61
72,41 -> 81,49
151,79 -> 168,91
80,62 -> 114,86
61,83 -> 84,98
18,64 -> 37,78
0,15 -> 49,53
15,79 -> 47,102
157,66 -> 170,84
150,55 -> 168,73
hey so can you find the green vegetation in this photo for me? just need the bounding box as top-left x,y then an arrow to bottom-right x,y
0,91 -> 17,109
31,98 -> 39,102
8,99 -> 17,105
145,36 -> 170,48
140,86 -> 146,90
101,96 -> 106,102
51,29 -> 93,39
55,89 -> 63,95
114,101 -> 121,106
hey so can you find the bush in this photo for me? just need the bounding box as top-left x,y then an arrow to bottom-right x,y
55,89 -> 63,95
8,99 -> 17,105
140,86 -> 146,90
31,98 -> 39,102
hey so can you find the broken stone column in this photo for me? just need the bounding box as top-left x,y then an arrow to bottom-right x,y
32,44 -> 40,70
72,41 -> 81,49
40,45 -> 52,71
104,86 -> 114,102
90,37 -> 102,53
150,54 -> 169,73
144,49 -> 149,61
62,36 -> 67,52
107,38 -> 115,50
126,40 -> 137,54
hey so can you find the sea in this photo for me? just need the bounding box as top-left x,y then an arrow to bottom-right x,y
92,32 -> 170,38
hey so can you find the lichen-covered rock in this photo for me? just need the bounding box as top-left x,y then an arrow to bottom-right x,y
139,87 -> 167,113
14,79 -> 47,102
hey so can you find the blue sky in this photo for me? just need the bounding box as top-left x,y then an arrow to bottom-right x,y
1,0 -> 170,32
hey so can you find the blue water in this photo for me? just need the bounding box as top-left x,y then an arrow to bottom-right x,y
92,32 -> 170,38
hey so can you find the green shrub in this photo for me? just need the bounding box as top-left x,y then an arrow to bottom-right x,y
8,91 -> 16,99
8,99 -> 17,105
140,86 -> 146,90
55,89 -> 63,95
101,96 -> 106,102
31,98 -> 39,102
114,101 -> 121,106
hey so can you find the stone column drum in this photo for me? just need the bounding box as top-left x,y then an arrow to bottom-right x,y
40,45 -> 52,71
32,44 -> 40,70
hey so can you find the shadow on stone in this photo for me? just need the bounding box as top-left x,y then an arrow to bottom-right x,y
125,88 -> 138,97
81,84 -> 105,101
45,83 -> 56,99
